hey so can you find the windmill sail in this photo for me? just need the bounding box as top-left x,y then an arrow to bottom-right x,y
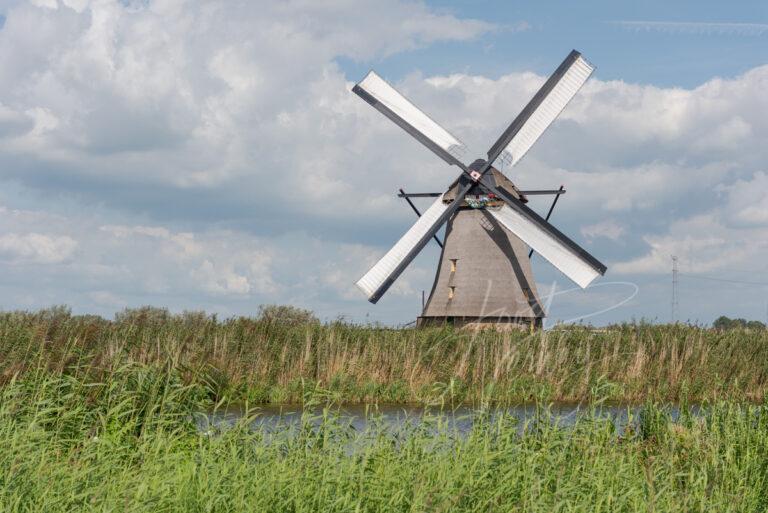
356,194 -> 451,303
486,200 -> 605,288
487,50 -> 594,169
353,71 -> 469,167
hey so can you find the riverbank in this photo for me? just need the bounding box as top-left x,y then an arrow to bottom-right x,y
2,307 -> 768,405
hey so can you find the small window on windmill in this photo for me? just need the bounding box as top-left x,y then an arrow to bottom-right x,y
450,259 -> 458,273
448,286 -> 455,300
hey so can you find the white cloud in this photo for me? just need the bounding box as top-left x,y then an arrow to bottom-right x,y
721,171 -> 768,226
581,220 -> 625,241
29,0 -> 57,9
612,211 -> 768,275
0,233 -> 77,263
192,259 -> 251,296
98,224 -> 278,297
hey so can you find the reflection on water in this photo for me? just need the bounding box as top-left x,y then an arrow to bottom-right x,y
198,402 -> 690,435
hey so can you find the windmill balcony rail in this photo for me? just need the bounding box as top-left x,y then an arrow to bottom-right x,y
398,189 -> 567,198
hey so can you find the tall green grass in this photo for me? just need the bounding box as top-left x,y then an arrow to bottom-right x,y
2,306 -> 768,404
2,308 -> 768,510
0,361 -> 767,512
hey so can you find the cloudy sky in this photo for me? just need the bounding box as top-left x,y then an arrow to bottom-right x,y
0,0 -> 767,326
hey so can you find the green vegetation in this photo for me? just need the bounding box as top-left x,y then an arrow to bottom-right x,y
256,303 -> 320,326
2,306 -> 768,405
1,307 -> 768,511
713,315 -> 766,331
1,362 -> 768,511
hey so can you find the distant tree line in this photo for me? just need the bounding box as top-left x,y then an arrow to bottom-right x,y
713,316 -> 766,331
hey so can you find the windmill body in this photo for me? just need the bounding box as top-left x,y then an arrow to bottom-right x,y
419,164 -> 544,329
352,51 -> 607,329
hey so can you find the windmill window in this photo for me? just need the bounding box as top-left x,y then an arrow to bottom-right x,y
448,286 -> 455,299
450,259 -> 458,273
479,216 -> 494,231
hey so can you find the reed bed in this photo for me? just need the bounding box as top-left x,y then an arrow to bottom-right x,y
2,307 -> 768,510
2,306 -> 768,404
0,360 -> 767,512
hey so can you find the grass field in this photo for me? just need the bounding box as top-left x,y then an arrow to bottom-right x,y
2,307 -> 768,511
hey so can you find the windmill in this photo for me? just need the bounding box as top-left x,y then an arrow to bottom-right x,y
353,50 -> 607,329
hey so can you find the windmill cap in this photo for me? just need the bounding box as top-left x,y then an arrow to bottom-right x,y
469,159 -> 487,171
443,166 -> 528,204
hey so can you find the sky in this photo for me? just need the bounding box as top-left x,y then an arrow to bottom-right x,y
0,0 -> 767,326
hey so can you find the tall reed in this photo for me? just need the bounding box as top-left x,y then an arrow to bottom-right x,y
2,307 -> 767,404
0,361 -> 766,512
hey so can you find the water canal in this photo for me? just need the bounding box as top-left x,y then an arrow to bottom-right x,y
198,402 -> 692,435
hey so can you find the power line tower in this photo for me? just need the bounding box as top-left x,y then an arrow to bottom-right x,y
671,255 -> 679,323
